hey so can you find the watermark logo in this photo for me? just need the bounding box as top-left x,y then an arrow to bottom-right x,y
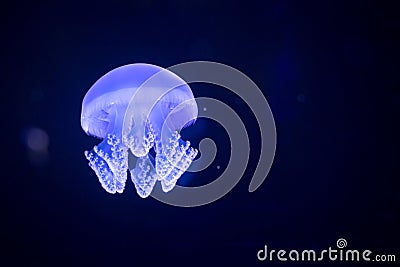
126,61 -> 277,207
336,238 -> 347,249
257,238 -> 396,263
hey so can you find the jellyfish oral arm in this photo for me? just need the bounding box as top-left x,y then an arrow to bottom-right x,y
155,131 -> 198,192
84,106 -> 129,194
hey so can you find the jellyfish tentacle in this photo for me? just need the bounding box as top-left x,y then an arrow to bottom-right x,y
85,134 -> 128,193
128,111 -> 157,158
160,179 -> 176,193
154,133 -> 173,179
142,120 -> 155,152
130,155 -> 158,198
161,138 -> 198,189
177,145 -> 198,171
84,107 -> 129,194
160,169 -> 184,192
152,130 -> 198,192
107,134 -> 129,193
85,150 -> 117,193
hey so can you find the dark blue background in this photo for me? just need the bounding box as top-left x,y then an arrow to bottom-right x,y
3,0 -> 399,266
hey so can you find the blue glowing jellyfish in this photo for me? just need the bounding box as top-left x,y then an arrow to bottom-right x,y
81,63 -> 198,197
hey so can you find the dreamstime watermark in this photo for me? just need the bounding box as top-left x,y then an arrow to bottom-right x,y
125,61 -> 277,207
257,238 -> 396,263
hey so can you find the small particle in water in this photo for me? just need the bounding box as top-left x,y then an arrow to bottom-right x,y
297,93 -> 305,103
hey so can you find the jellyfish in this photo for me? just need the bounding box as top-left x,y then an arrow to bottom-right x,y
81,63 -> 198,197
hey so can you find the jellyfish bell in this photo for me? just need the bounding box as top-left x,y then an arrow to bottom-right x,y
81,63 -> 198,197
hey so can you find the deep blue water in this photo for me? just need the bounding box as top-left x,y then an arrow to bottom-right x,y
3,1 -> 399,266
